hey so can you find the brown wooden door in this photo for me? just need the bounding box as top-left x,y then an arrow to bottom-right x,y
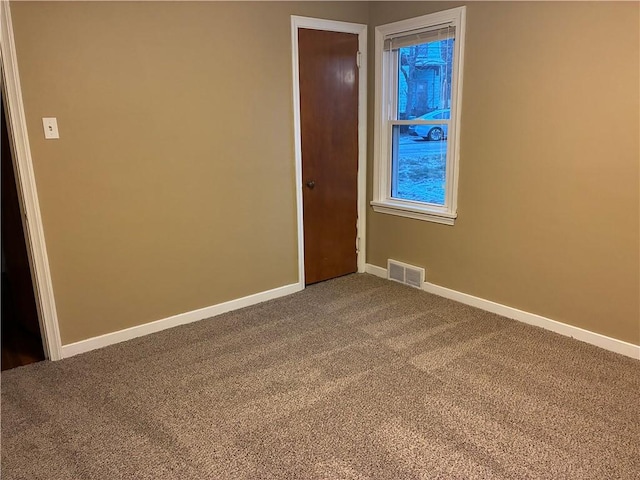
299,28 -> 359,285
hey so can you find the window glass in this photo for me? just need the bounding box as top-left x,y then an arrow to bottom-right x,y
396,39 -> 455,120
393,39 -> 454,204
391,125 -> 447,205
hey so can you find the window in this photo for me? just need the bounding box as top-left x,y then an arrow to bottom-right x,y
372,7 -> 466,225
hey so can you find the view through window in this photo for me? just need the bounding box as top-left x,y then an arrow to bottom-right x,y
391,34 -> 454,205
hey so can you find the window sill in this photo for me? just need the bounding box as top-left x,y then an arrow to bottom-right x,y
370,200 -> 457,225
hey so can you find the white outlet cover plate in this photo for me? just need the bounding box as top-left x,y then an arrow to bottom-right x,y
42,117 -> 59,139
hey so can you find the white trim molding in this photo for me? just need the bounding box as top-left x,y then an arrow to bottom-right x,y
370,200 -> 456,226
1,2 -> 63,360
290,16 -> 368,284
365,263 -> 388,279
365,264 -> 640,360
62,282 -> 303,358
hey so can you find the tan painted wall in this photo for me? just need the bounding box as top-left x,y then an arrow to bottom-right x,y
10,1 -> 369,344
10,1 -> 640,348
367,2 -> 640,344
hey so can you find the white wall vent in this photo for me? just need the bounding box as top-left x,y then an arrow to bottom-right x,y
386,259 -> 425,289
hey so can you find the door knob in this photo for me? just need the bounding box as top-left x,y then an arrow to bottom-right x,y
306,180 -> 316,189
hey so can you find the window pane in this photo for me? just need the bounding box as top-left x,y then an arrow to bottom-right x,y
397,38 -> 455,120
391,125 -> 447,205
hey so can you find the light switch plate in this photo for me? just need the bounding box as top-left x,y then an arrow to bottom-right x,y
42,117 -> 59,139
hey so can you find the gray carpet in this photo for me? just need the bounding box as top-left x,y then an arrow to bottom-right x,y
2,274 -> 639,479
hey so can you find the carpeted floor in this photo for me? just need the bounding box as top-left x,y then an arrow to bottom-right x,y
2,274 -> 639,479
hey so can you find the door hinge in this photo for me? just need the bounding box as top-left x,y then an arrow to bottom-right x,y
356,237 -> 361,253
356,51 -> 361,69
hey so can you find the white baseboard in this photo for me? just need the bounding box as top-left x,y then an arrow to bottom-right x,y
365,264 -> 639,360
61,282 -> 304,358
365,264 -> 388,279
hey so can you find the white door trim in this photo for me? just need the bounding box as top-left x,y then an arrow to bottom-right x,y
290,16 -> 367,287
0,2 -> 63,360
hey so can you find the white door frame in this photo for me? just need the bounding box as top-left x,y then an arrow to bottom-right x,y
290,16 -> 367,287
0,2 -> 63,360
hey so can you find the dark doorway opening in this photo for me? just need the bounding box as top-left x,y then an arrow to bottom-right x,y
1,91 -> 45,370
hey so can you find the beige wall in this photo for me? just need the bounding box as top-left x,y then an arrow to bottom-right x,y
10,1 -> 640,348
10,1 -> 369,344
367,2 -> 640,344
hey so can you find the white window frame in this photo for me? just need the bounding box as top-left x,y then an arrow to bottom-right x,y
371,7 -> 466,226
